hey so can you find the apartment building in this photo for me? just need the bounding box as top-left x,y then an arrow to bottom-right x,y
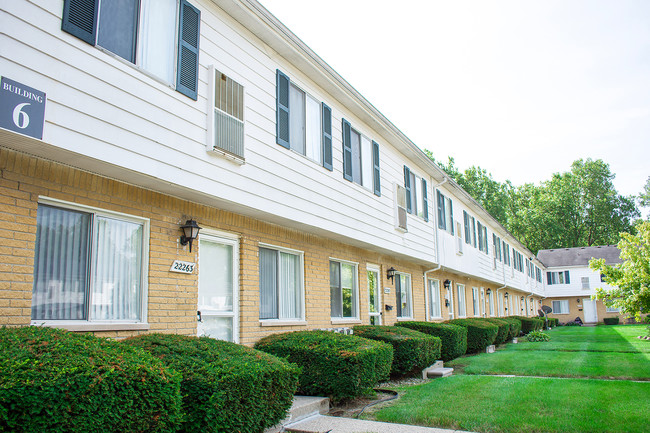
0,0 -> 620,346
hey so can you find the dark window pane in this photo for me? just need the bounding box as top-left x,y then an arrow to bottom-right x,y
97,0 -> 139,63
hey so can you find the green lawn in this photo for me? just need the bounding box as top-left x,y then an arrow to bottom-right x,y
368,325 -> 650,433
372,375 -> 650,433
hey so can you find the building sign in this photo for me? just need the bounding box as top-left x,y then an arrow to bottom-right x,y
170,260 -> 196,274
0,77 -> 46,139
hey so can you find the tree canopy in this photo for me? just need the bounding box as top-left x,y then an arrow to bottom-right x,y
589,221 -> 650,322
426,154 -> 640,254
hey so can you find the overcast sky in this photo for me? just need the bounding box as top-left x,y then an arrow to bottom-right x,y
260,0 -> 650,200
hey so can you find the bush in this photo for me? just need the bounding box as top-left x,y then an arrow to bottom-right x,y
547,317 -> 559,328
353,326 -> 441,376
604,317 -> 620,325
0,326 -> 182,433
514,316 -> 544,334
448,319 -> 498,353
563,321 -> 582,327
478,318 -> 510,344
125,333 -> 298,433
501,317 -> 523,338
526,330 -> 550,342
395,321 -> 467,361
255,331 -> 392,401
644,315 -> 650,324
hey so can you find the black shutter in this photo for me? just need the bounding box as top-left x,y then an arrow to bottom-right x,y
276,70 -> 290,148
322,103 -> 332,170
372,141 -> 380,196
61,0 -> 99,45
547,272 -> 552,285
176,0 -> 201,100
404,166 -> 412,213
342,119 -> 352,181
565,271 -> 570,284
422,178 -> 428,221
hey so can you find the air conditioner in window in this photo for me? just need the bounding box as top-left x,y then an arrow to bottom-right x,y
208,65 -> 245,162
395,184 -> 408,231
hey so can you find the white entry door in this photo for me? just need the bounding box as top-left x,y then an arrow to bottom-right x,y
197,233 -> 239,342
583,298 -> 598,323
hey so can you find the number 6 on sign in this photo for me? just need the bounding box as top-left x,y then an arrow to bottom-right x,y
12,103 -> 30,129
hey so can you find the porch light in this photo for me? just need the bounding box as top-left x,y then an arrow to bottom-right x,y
386,267 -> 396,282
504,292 -> 509,298
486,288 -> 492,295
180,219 -> 202,252
443,279 -> 451,289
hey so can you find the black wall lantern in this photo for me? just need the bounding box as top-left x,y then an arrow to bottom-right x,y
521,296 -> 525,302
443,279 -> 451,289
385,304 -> 394,311
486,288 -> 492,295
504,292 -> 509,299
180,219 -> 201,252
386,267 -> 396,282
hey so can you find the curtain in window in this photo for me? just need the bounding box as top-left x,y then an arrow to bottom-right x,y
97,0 -> 139,63
429,280 -> 440,318
32,205 -> 90,320
90,217 -> 143,321
361,136 -> 373,189
259,247 -> 277,319
139,0 -> 177,83
289,85 -> 306,154
305,95 -> 321,163
457,285 -> 466,316
350,130 -> 362,185
279,252 -> 300,319
341,263 -> 355,317
397,274 -> 411,317
330,261 -> 341,317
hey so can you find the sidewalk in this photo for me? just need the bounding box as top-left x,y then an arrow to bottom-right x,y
285,414 -> 474,433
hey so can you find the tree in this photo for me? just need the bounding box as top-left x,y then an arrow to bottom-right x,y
590,221 -> 650,328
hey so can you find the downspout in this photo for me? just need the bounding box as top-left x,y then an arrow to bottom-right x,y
424,176 -> 448,321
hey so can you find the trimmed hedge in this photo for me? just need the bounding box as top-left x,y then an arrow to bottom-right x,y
604,317 -> 620,325
547,317 -> 559,328
501,317 -> 523,339
125,333 -> 299,433
353,326 -> 441,376
478,318 -> 510,344
255,331 -> 392,401
448,319 -> 498,353
395,321 -> 467,361
0,326 -> 182,433
514,316 -> 544,334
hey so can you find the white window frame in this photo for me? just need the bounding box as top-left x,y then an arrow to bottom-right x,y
488,291 -> 495,317
429,278 -> 442,319
259,243 -> 305,323
456,221 -> 463,255
606,305 -> 620,313
207,65 -> 246,163
330,258 -> 360,323
395,272 -> 413,319
456,284 -> 466,318
552,300 -> 570,315
31,197 -> 150,331
472,287 -> 480,317
581,277 -> 590,290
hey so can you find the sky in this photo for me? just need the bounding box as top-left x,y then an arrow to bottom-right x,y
260,0 -> 650,201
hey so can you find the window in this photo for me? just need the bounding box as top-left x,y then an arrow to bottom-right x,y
437,191 -> 453,233
606,305 -> 620,313
536,267 -> 542,283
600,273 -> 607,283
471,216 -> 477,247
552,300 -> 570,314
276,70 -> 335,171
456,222 -> 463,255
503,242 -> 511,266
488,290 -> 495,316
404,166 -> 428,221
581,277 -> 590,289
547,271 -> 570,285
395,184 -> 408,231
463,212 -> 478,248
429,279 -> 441,319
396,273 -> 412,318
209,67 -> 245,159
342,120 -> 381,195
472,287 -> 480,317
477,221 -> 488,253
31,201 -> 148,325
330,260 -> 358,319
367,267 -> 381,325
259,246 -> 304,320
492,234 -> 502,266
513,251 -> 524,272
456,284 -> 466,317
62,0 -> 200,99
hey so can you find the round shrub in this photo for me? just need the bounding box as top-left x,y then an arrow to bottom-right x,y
395,321 -> 467,361
353,325 -> 441,376
124,333 -> 299,433
477,318 -> 510,344
526,330 -> 550,342
604,317 -> 620,325
254,331 -> 392,401
0,326 -> 182,433
563,321 -> 582,327
448,319 -> 499,353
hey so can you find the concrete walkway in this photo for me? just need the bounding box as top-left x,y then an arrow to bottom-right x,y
285,414 -> 474,433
